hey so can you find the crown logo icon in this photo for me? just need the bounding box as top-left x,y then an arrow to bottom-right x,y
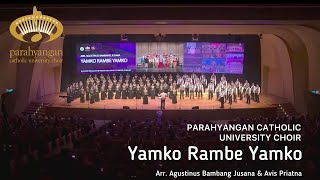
9,6 -> 64,43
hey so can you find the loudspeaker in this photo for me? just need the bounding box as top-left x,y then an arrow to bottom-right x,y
121,34 -> 128,41
192,106 -> 199,109
123,106 -> 130,109
192,34 -> 199,41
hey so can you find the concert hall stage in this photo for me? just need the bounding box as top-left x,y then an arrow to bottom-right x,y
43,93 -> 286,121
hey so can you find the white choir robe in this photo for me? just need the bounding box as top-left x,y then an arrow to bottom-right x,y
251,86 -> 256,94
233,88 -> 238,95
197,85 -> 204,92
208,84 -> 215,91
212,78 -> 216,85
256,87 -> 261,95
202,79 -> 208,86
228,89 -> 233,96
179,85 -> 185,91
246,87 -> 252,95
215,86 -> 221,94
240,87 -> 244,94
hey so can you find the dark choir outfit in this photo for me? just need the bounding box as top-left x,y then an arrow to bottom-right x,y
150,86 -> 156,99
168,78 -> 173,85
112,80 -> 117,90
67,88 -> 72,104
228,88 -> 233,105
163,84 -> 168,93
172,89 -> 177,104
115,86 -> 121,99
101,85 -> 106,100
255,86 -> 261,103
164,75 -> 168,83
239,86 -> 244,100
155,83 -> 160,94
122,85 -> 127,99
251,85 -> 256,102
160,78 -> 164,85
168,85 -> 173,99
146,83 -> 151,95
246,87 -> 251,104
80,88 -> 85,103
90,87 -> 95,104
85,86 -> 90,101
143,89 -> 148,104
95,86 -> 100,102
136,86 -> 142,99
173,82 -> 177,89
233,87 -> 237,103
128,85 -> 134,99
159,85 -> 164,93
107,86 -> 113,99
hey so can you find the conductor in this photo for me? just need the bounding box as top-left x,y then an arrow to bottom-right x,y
158,91 -> 168,110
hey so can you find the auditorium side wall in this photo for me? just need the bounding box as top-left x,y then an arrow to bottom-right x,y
260,34 -> 294,104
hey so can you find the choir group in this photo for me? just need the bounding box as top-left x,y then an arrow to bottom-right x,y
66,73 -> 261,108
138,53 -> 180,69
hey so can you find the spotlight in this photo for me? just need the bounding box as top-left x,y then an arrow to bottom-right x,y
121,34 -> 128,41
192,34 -> 199,41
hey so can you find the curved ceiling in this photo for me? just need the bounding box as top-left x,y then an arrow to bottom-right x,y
1,4 -> 320,21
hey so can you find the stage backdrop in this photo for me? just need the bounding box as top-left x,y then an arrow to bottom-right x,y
61,34 -> 260,91
136,42 -> 184,65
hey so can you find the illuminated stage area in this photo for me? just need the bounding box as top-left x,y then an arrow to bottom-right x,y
2,4 -> 320,180
51,93 -> 277,110
44,93 -> 284,120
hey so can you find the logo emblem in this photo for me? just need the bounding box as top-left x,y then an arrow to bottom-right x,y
9,6 -> 63,43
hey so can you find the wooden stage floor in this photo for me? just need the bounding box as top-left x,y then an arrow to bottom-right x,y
43,93 -> 288,120
44,93 -> 287,110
